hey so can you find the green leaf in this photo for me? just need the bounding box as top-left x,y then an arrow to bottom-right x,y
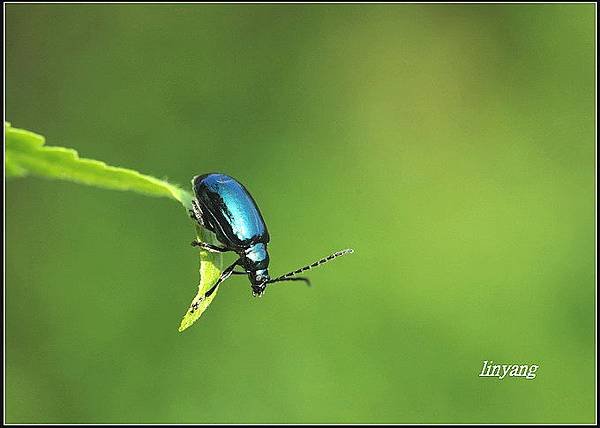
178,225 -> 225,332
4,122 -> 192,208
5,122 -> 223,331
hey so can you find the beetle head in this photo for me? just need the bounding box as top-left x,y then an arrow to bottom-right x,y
249,269 -> 270,296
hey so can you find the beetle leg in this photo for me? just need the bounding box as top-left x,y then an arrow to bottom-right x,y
190,240 -> 230,252
231,270 -> 247,275
200,259 -> 241,299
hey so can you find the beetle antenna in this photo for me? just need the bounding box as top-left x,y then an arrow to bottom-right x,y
266,248 -> 354,285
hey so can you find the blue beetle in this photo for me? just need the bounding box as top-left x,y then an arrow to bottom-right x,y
189,173 -> 353,298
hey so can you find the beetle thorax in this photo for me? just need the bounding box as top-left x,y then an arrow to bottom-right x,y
242,243 -> 270,272
242,243 -> 270,289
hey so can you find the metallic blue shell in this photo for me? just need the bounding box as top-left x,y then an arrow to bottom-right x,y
193,173 -> 270,249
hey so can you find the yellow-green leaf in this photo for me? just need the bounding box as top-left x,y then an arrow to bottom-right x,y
178,225 -> 225,332
4,122 -> 192,208
5,122 -> 224,331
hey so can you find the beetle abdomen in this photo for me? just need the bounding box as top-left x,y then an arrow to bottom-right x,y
193,173 -> 270,249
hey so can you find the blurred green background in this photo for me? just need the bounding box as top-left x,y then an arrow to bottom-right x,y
5,4 -> 596,424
